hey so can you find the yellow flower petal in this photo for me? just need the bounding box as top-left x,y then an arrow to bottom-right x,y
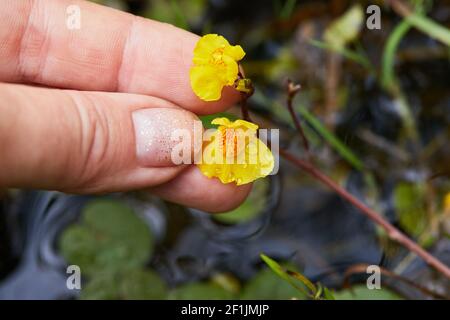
226,139 -> 274,185
190,34 -> 246,101
211,118 -> 259,130
198,118 -> 274,186
192,34 -> 229,64
221,54 -> 239,86
224,45 -> 245,61
190,65 -> 224,101
444,193 -> 450,212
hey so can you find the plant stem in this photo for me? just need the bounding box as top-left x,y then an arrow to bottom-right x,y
279,148 -> 450,279
286,80 -> 310,153
240,93 -> 251,122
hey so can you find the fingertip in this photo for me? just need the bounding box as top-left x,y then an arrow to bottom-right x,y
150,165 -> 252,213
200,177 -> 253,213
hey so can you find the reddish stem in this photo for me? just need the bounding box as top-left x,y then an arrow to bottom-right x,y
279,148 -> 450,279
286,80 -> 310,153
240,93 -> 251,122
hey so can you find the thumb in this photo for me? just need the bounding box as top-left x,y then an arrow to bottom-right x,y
0,83 -> 200,193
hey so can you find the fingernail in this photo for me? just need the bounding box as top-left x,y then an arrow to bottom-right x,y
132,108 -> 199,167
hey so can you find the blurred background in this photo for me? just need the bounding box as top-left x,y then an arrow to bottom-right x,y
0,0 -> 449,299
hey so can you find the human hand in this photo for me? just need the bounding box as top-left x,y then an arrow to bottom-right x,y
0,0 -> 252,212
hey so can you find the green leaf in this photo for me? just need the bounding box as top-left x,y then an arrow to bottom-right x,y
278,0 -> 297,20
59,199 -> 154,275
333,285 -> 403,300
309,39 -> 373,72
286,270 -> 317,295
168,283 -> 234,300
81,269 -> 167,300
213,178 -> 269,224
59,225 -> 99,275
296,106 -> 364,171
381,20 -> 412,91
80,270 -> 120,300
394,182 -> 427,236
260,254 -> 316,296
241,268 -> 305,300
199,112 -> 239,129
324,4 -> 364,50
143,0 -> 206,29
402,10 -> 450,47
323,287 -> 335,300
260,254 -> 291,283
120,270 -> 168,300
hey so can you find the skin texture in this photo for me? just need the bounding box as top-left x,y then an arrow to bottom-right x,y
0,0 -> 252,213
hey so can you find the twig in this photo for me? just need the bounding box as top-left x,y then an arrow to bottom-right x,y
237,66 -> 254,122
279,148 -> 450,279
286,80 -> 310,153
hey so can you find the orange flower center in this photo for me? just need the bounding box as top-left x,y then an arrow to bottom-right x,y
210,47 -> 226,66
220,128 -> 239,159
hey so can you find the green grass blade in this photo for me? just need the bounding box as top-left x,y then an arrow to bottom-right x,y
381,19 -> 412,91
405,11 -> 450,46
260,254 -> 311,297
309,39 -> 374,73
296,106 -> 364,170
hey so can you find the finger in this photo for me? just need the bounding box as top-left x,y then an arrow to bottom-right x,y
0,0 -> 240,114
150,166 -> 253,213
0,83 -> 200,193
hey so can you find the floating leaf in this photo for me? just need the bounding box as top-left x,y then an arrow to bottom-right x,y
119,270 -> 168,300
81,269 -> 167,300
393,182 -> 427,236
80,270 -> 120,300
241,268 -> 304,300
333,285 -> 403,300
59,199 -> 154,276
59,226 -> 99,275
168,282 -> 234,300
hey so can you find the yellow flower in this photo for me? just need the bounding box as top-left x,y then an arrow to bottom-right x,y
444,192 -> 450,212
190,34 -> 245,101
198,118 -> 274,186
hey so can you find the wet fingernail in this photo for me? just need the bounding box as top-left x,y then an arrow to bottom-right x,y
132,108 -> 199,167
